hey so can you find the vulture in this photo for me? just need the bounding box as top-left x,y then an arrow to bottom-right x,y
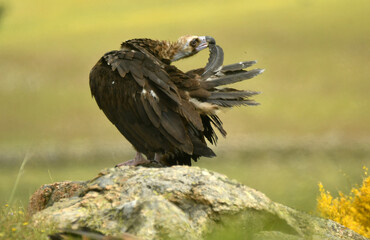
89,35 -> 263,166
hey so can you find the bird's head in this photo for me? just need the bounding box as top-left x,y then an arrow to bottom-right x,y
171,35 -> 216,62
122,35 -> 216,64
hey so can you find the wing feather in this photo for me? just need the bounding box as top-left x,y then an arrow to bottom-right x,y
160,111 -> 193,154
98,50 -> 197,155
140,93 -> 161,128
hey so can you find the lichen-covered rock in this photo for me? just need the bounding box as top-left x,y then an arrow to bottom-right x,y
28,181 -> 86,216
29,166 -> 367,240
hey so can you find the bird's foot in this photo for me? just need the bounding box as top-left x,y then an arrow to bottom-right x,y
115,152 -> 150,167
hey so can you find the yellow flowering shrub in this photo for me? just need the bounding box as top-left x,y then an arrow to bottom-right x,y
317,167 -> 370,238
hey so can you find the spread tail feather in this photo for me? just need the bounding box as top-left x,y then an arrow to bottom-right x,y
207,99 -> 259,107
221,60 -> 257,72
206,88 -> 260,108
190,50 -> 263,143
208,89 -> 260,99
203,68 -> 264,89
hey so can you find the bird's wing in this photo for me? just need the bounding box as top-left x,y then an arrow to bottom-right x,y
93,50 -> 208,154
104,50 -> 181,105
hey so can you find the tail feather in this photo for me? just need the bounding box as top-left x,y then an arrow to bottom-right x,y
207,99 -> 259,107
201,115 -> 218,145
206,88 -> 260,108
190,136 -> 216,158
189,46 -> 263,146
203,68 -> 264,89
209,115 -> 227,137
208,89 -> 260,100
221,60 -> 257,72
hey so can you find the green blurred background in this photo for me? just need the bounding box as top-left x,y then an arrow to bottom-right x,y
0,0 -> 369,213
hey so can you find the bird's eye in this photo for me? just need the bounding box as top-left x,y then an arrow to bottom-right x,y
190,38 -> 198,47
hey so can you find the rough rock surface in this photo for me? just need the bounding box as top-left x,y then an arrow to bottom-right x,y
29,166 -> 367,240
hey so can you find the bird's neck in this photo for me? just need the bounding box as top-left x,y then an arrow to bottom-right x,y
122,39 -> 182,64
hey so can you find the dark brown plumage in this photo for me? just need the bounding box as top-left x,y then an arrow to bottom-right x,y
89,36 -> 263,166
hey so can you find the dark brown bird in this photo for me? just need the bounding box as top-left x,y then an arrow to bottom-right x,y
89,35 -> 263,166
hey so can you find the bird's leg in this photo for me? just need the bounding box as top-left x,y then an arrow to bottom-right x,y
149,153 -> 166,167
153,153 -> 162,163
115,152 -> 151,167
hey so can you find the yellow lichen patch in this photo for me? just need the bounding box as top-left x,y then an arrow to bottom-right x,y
317,167 -> 370,238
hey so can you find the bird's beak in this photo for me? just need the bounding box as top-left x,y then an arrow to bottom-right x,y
205,36 -> 216,44
196,36 -> 216,52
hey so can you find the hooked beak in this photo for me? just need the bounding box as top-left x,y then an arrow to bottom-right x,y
196,36 -> 216,51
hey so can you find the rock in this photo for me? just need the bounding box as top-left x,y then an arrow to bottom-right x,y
28,181 -> 86,216
29,166 -> 367,240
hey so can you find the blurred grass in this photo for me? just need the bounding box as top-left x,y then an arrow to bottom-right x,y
0,0 -> 369,220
